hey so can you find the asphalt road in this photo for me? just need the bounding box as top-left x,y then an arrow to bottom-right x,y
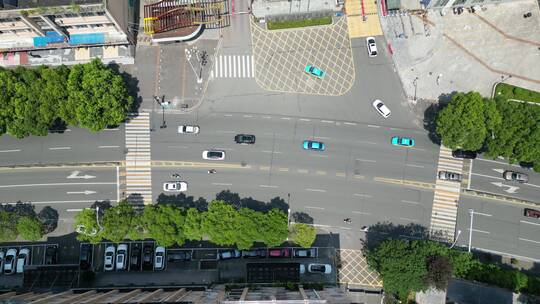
455,195 -> 540,261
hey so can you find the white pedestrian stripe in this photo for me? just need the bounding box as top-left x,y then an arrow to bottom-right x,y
429,145 -> 463,242
125,112 -> 152,205
211,54 -> 255,78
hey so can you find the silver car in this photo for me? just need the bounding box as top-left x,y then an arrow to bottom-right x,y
438,171 -> 462,182
503,171 -> 528,183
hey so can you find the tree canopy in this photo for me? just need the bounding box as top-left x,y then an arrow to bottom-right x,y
17,216 -> 43,241
290,223 -> 317,248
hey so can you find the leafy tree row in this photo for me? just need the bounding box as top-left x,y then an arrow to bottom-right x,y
0,210 -> 45,241
75,200 -> 317,249
0,59 -> 133,138
436,92 -> 540,170
365,238 -> 540,302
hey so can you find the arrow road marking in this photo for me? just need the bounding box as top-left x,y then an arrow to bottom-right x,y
491,182 -> 519,194
492,168 -> 505,174
67,190 -> 97,195
67,171 -> 96,179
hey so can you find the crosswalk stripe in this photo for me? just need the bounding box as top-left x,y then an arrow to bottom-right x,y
211,55 -> 255,78
124,113 -> 152,205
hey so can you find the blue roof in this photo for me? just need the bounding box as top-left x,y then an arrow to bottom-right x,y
69,33 -> 105,45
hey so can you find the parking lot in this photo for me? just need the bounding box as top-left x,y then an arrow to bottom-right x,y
0,243 -> 58,272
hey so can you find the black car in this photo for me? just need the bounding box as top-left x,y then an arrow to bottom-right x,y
130,246 -> 141,270
142,245 -> 154,270
242,249 -> 267,258
234,134 -> 256,145
45,246 -> 57,265
519,162 -> 535,170
452,150 -> 477,159
293,248 -> 317,258
168,251 -> 192,262
79,244 -> 92,270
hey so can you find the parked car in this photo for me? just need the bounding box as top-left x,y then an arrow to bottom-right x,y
438,171 -> 462,182
503,170 -> 528,183
45,246 -> 57,265
130,246 -> 141,270
302,140 -> 325,151
178,125 -> 200,134
391,136 -> 415,147
168,251 -> 192,262
366,36 -> 378,57
155,246 -> 166,271
202,150 -> 225,160
79,244 -> 93,270
452,150 -> 477,159
242,249 -> 267,258
16,248 -> 30,274
268,248 -> 290,258
0,250 -> 4,273
304,65 -> 325,79
308,263 -> 332,274
235,134 -> 256,145
104,245 -> 115,271
293,248 -> 317,258
519,161 -> 535,170
4,249 -> 16,275
524,208 -> 540,218
116,244 -> 128,270
372,99 -> 391,118
218,249 -> 241,260
163,181 -> 188,192
142,245 -> 154,270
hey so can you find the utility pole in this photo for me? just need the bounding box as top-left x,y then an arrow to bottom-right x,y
468,209 -> 474,253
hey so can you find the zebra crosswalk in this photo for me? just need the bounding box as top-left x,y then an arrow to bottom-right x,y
210,54 -> 255,78
125,112 -> 152,206
429,146 -> 463,242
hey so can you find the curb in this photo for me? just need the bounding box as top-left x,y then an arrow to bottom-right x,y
0,162 -> 123,170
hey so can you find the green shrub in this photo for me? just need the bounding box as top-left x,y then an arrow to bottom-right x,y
267,16 -> 332,30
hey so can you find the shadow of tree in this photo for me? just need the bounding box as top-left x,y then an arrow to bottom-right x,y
0,201 -> 36,217
156,193 -> 208,211
423,92 -> 458,145
215,190 -> 290,213
292,212 -> 314,224
38,206 -> 59,234
363,221 -> 429,252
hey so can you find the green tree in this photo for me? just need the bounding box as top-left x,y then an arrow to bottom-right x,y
0,210 -> 18,241
17,216 -> 43,241
101,202 -> 135,243
141,204 -> 185,247
259,208 -> 288,247
436,92 -> 499,151
184,208 -> 203,241
74,208 -> 102,243
0,69 -> 18,136
290,223 -> 316,248
201,201 -> 239,246
235,208 -> 261,250
65,59 -> 133,131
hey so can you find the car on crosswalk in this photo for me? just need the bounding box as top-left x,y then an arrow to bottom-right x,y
438,171 -> 462,182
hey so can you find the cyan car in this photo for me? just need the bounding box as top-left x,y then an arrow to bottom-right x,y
391,136 -> 415,147
304,65 -> 325,79
303,140 -> 325,151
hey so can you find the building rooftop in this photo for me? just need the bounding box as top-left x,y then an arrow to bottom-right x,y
1,0 -> 102,10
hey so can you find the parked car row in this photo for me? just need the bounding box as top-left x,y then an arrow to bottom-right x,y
0,248 -> 29,275
218,248 -> 317,260
101,244 -> 167,272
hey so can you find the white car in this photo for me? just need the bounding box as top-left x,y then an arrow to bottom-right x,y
155,246 -> 166,271
366,36 -> 378,57
16,248 -> 30,274
178,125 -> 200,134
104,245 -> 115,271
163,181 -> 188,192
4,249 -> 16,275
372,99 -> 391,118
116,244 -> 128,270
308,263 -> 332,274
202,150 -> 225,160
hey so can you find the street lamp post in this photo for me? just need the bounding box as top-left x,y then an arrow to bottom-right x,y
450,230 -> 461,249
287,193 -> 291,228
96,206 -> 103,231
468,209 -> 474,253
413,77 -> 419,101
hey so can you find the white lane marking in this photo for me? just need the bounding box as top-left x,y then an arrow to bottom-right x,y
281,117 -> 291,120
411,147 -> 426,152
356,158 -> 377,163
321,120 -> 334,123
473,211 -> 492,217
367,124 -> 380,128
390,127 -> 404,131
98,145 -> 119,149
357,141 -> 377,145
0,149 -> 21,153
468,228 -> 490,234
344,122 -> 357,126
0,182 -> 115,188
243,115 -> 253,118
352,211 -> 372,215
224,114 -> 233,117
406,164 -> 425,168
263,116 -> 272,119
2,200 -> 98,205
49,147 -> 71,150
299,118 -> 310,122
216,130 -> 235,134
399,217 -> 418,222
167,145 -> 189,149
401,200 -> 420,205
314,136 -> 330,140
261,150 -> 282,154
260,185 -> 278,188
519,237 -> 540,244
467,159 -> 473,189
354,193 -> 373,198
520,220 -> 540,227
305,206 -> 325,210
66,190 -> 97,195
492,168 -> 505,174
305,188 -> 326,192
212,182 -> 232,186
310,154 -> 328,158
471,172 -> 504,181
214,147 -> 235,151
475,157 -> 520,167
66,209 -> 83,212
